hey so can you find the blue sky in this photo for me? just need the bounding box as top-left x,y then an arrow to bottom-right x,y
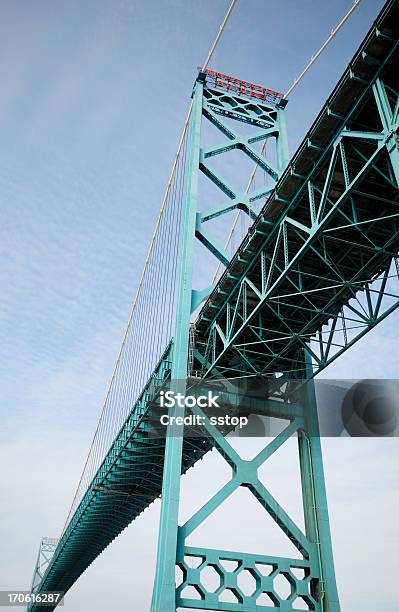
1,0 -> 398,610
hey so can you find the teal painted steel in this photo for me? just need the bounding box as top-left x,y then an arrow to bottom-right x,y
28,1 -> 399,610
300,351 -> 340,611
195,9 -> 399,382
151,76 -> 204,612
175,407 -> 323,611
152,67 -> 290,610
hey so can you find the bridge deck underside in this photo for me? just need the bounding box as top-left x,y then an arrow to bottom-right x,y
30,1 -> 399,609
32,354 -> 216,607
195,1 -> 399,378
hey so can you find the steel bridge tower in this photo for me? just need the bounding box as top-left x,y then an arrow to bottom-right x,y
151,70 -> 340,612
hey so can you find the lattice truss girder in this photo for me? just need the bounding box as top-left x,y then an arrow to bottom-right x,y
193,77 -> 288,286
195,75 -> 399,380
175,399 -> 326,612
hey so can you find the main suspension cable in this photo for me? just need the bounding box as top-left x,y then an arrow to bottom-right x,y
284,0 -> 362,98
211,0 -> 362,286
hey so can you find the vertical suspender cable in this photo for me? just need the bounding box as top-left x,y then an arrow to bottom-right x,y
62,0 -> 238,535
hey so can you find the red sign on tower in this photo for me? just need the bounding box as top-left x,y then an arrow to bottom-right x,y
205,69 -> 283,105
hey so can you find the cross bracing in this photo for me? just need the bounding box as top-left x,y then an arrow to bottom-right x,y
194,4 -> 399,382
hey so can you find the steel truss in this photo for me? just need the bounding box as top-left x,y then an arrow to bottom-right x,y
195,74 -> 399,381
151,64 -> 343,610
192,71 -> 289,302
154,6 -> 399,611
174,357 -> 338,612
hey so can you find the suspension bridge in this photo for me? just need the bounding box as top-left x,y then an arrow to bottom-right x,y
27,1 -> 399,610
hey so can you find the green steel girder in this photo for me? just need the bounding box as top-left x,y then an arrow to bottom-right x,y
174,377 -> 336,611
195,62 -> 399,380
151,70 -> 293,612
189,75 -> 288,313
177,547 -> 314,612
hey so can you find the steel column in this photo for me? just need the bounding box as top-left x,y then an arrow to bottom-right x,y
151,77 -> 204,612
298,350 -> 341,611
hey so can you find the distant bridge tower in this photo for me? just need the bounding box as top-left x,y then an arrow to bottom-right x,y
30,538 -> 58,594
151,69 -> 340,612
